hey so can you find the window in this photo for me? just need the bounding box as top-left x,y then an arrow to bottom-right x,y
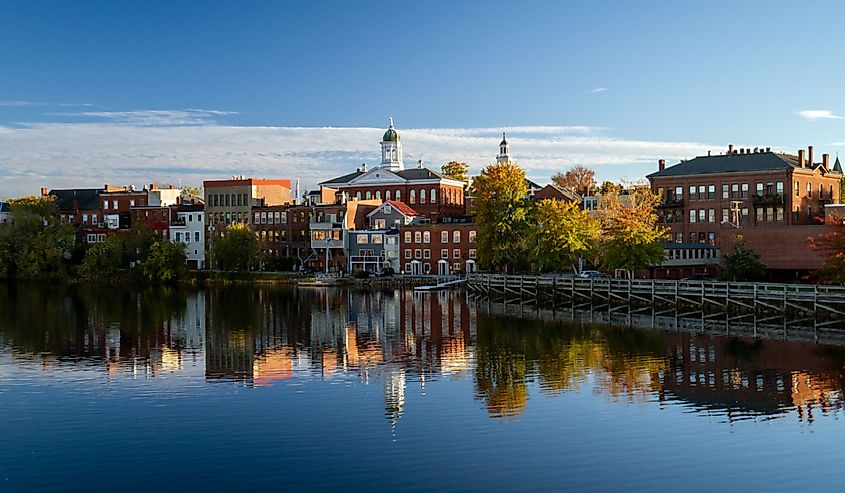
431,188 -> 437,203
130,199 -> 135,207
423,249 -> 430,259
404,249 -> 411,259
689,185 -> 697,200
410,190 -> 416,204
698,185 -> 705,200
469,230 -> 476,242
236,194 -> 242,206
795,181 -> 800,197
357,234 -> 368,244
756,183 -> 764,195
185,234 -> 191,243
225,194 -> 230,206
385,190 -> 391,201
689,209 -> 696,223
420,189 -> 426,204
708,232 -> 716,245
453,230 -> 461,243
243,193 -> 248,206
414,231 -> 422,243
807,182 -> 812,198
776,207 -> 784,222
366,191 -> 372,200
469,249 -> 476,259
741,183 -> 749,198
698,209 -> 705,222
742,208 -> 749,224
722,184 -> 729,199
404,232 -> 411,243
384,204 -> 392,214
87,233 -> 96,243
356,192 -> 362,200
675,186 -> 683,200
375,191 -> 381,200
195,232 -> 200,242
708,184 -> 715,200
254,212 -> 260,224
82,215 -> 88,225
374,219 -> 386,229
441,231 -> 449,243
414,249 -> 422,259
113,200 -> 118,210
675,233 -> 683,243
830,185 -> 835,199
756,208 -> 764,223
689,233 -> 697,243
722,209 -> 729,223
820,183 -> 824,199
404,263 -> 411,273
441,249 -> 448,259
708,209 -> 715,223
97,234 -> 106,242
453,249 -> 461,259
395,190 -> 401,201
731,184 -> 739,199
386,235 -> 397,245
777,182 -> 784,195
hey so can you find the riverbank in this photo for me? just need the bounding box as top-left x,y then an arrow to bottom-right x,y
185,270 -> 451,288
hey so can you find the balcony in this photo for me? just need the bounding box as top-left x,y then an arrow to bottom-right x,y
310,222 -> 344,249
752,193 -> 785,206
657,197 -> 684,209
819,196 -> 834,205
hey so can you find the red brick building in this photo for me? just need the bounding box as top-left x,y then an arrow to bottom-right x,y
648,145 -> 843,280
399,220 -> 478,275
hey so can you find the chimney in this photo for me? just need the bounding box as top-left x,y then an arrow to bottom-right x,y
658,159 -> 666,171
361,163 -> 367,172
707,150 -> 711,156
728,144 -> 734,155
40,187 -> 47,197
798,149 -> 806,168
808,146 -> 814,168
766,147 -> 771,152
823,153 -> 830,170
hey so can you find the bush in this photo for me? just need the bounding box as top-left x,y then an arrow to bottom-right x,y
142,241 -> 187,283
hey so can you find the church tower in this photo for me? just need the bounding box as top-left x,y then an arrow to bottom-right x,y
496,132 -> 511,164
380,117 -> 404,171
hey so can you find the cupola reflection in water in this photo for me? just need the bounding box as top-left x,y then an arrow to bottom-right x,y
2,284 -> 845,491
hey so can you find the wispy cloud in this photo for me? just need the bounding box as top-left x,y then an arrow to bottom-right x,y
0,121 -> 712,199
0,100 -> 46,107
799,110 -> 844,120
47,109 -> 239,126
586,87 -> 609,94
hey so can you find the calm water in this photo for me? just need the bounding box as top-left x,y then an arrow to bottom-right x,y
1,284 -> 845,492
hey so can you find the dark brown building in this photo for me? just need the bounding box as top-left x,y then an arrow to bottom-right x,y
399,220 -> 478,275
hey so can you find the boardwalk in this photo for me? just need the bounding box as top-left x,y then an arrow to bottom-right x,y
466,273 -> 845,329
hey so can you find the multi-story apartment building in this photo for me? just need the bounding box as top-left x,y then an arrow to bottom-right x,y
99,185 -> 149,230
399,220 -> 478,276
203,177 -> 291,231
169,203 -> 206,269
308,199 -> 380,272
319,120 -> 467,220
648,145 -> 843,280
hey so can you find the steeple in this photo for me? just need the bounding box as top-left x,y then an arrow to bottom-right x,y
834,155 -> 843,174
380,117 -> 403,171
496,132 -> 511,164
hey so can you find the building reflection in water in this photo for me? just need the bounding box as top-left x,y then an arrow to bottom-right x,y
1,283 -> 845,425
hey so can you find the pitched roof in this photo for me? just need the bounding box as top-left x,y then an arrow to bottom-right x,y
834,156 -> 843,174
320,166 -> 460,186
319,170 -> 364,186
647,151 -> 807,178
384,200 -> 419,216
49,188 -> 102,211
535,183 -> 581,201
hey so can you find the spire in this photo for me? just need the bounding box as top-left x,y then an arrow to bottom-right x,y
389,116 -> 394,128
834,155 -> 843,174
497,131 -> 511,164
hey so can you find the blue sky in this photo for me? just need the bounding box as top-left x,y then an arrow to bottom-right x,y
2,0 -> 845,198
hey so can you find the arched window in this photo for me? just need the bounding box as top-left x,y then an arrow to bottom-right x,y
410,189 -> 416,204
385,190 -> 392,201
430,188 -> 437,204
375,190 -> 381,200
365,191 -> 372,200
420,188 -> 427,204
396,189 -> 402,202
356,191 -> 362,200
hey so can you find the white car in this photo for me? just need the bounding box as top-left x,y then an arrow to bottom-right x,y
578,270 -> 609,279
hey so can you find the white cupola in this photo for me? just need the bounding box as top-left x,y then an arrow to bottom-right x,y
496,132 -> 511,164
380,117 -> 404,171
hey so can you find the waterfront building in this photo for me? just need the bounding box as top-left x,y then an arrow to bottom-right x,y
399,219 -> 478,275
170,202 -> 206,269
308,199 -> 380,272
203,177 -> 291,231
648,145 -> 844,280
319,120 -> 467,221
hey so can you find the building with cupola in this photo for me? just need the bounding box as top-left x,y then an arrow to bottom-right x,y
318,119 -> 467,221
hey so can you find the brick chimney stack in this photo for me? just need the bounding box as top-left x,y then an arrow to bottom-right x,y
728,144 -> 734,155
823,153 -> 830,170
658,159 -> 666,171
798,149 -> 806,168
40,187 -> 47,197
808,146 -> 814,168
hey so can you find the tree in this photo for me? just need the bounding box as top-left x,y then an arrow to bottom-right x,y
594,188 -> 668,277
210,223 -> 262,271
79,234 -> 123,281
142,241 -> 187,283
528,199 -> 600,272
0,195 -> 74,280
809,219 -> 845,284
471,162 -> 531,272
599,180 -> 624,195
551,165 -> 597,196
180,186 -> 203,201
723,235 -> 766,281
122,223 -> 156,265
441,161 -> 470,183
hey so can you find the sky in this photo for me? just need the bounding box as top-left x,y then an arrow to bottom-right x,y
2,0 -> 845,199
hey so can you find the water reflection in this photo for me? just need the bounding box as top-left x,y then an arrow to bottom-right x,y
1,284 -> 844,425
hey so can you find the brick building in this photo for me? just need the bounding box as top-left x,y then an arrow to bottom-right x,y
204,177 -> 291,231
648,145 -> 843,280
399,220 -> 478,276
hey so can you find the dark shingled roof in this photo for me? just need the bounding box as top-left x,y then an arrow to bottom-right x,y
320,166 -> 458,186
647,151 -> 808,178
49,188 -> 102,211
835,156 -> 843,174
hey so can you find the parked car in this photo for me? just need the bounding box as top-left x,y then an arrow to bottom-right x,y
377,267 -> 395,277
578,270 -> 610,279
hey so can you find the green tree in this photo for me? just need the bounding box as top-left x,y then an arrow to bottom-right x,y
723,235 -> 766,281
122,223 -> 156,265
142,241 -> 187,283
79,234 -> 124,281
471,162 -> 531,272
0,195 -> 74,280
210,223 -> 262,271
599,180 -> 624,195
810,219 -> 845,284
595,188 -> 668,277
529,199 -> 599,272
441,161 -> 470,183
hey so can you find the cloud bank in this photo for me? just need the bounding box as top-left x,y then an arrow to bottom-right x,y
0,120 -> 713,199
799,110 -> 844,120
